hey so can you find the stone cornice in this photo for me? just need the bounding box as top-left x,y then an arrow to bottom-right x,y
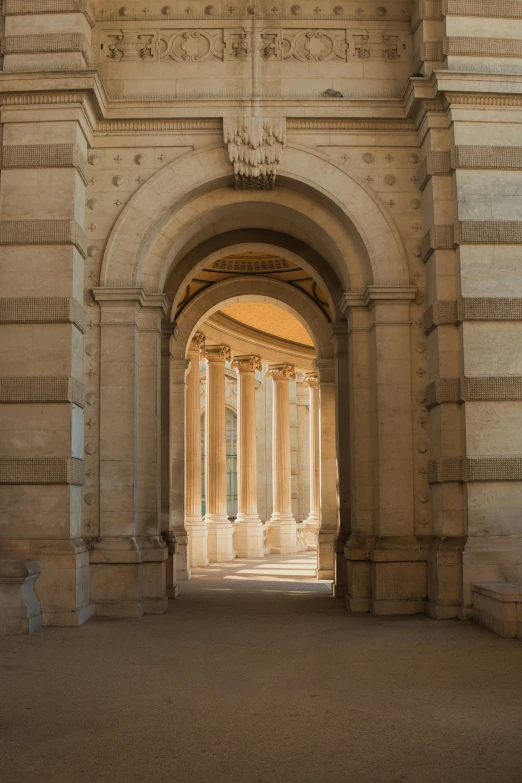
92,287 -> 168,316
341,286 -> 417,314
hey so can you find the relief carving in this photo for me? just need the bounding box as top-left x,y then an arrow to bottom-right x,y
101,27 -> 405,64
223,116 -> 286,190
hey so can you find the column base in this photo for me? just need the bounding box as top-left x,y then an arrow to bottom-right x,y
304,515 -> 320,550
91,537 -> 144,618
233,516 -> 265,558
186,517 -> 209,567
162,532 -> 178,599
267,515 -> 298,554
173,527 -> 191,580
205,515 -> 235,562
139,536 -> 168,615
427,536 -> 465,620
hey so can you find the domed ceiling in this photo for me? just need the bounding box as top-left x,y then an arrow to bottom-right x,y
175,251 -> 330,348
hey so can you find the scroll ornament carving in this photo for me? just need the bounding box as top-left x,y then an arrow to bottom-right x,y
223,116 -> 286,190
101,28 -> 404,63
266,364 -> 296,381
231,355 -> 263,373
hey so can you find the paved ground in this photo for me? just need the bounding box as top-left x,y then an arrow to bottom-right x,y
2,553 -> 522,783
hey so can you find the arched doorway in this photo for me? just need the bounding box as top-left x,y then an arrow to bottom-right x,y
92,143 -> 427,619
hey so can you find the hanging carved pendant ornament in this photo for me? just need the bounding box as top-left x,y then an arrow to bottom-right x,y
223,116 -> 286,190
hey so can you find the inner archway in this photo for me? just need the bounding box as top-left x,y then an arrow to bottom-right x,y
169,251 -> 338,584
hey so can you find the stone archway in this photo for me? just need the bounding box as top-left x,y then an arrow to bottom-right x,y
168,275 -> 337,580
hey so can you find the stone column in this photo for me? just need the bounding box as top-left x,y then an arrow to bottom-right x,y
232,355 -> 264,558
186,333 -> 207,567
266,364 -> 298,553
169,351 -> 190,581
202,344 -> 234,563
304,373 -> 320,545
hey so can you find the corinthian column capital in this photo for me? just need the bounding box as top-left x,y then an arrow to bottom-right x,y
266,363 -> 296,381
303,372 -> 319,388
202,344 -> 231,363
232,354 -> 262,374
189,332 -> 206,352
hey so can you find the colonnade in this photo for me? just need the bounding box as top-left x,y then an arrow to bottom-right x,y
184,334 -> 321,565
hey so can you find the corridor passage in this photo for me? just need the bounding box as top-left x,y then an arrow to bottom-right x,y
2,554 -> 522,783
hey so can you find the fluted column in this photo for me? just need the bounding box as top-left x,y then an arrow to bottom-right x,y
267,364 -> 298,554
304,372 -> 320,547
232,355 -> 264,558
202,344 -> 234,563
186,333 -> 207,567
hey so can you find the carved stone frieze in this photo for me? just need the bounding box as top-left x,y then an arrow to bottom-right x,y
100,27 -> 407,63
223,116 -> 286,190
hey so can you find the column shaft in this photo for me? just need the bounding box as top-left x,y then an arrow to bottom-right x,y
267,364 -> 298,553
203,345 -> 234,563
304,373 -> 320,548
232,356 -> 264,558
185,334 -> 208,567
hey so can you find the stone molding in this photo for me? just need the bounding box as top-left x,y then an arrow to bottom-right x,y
3,34 -> 92,64
231,355 -> 262,373
426,376 -> 522,407
444,36 -> 522,58
223,116 -> 286,190
2,144 -> 88,186
0,458 -> 85,485
423,298 -> 522,333
443,0 -> 522,18
266,364 -> 296,381
3,0 -> 95,26
0,297 -> 86,333
447,94 -> 522,107
0,219 -> 87,258
201,344 -> 232,363
97,119 -> 221,132
428,457 -> 522,484
0,377 -> 85,407
92,287 -> 169,317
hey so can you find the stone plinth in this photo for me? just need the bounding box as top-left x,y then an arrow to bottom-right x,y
0,559 -> 42,635
472,582 -> 522,639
